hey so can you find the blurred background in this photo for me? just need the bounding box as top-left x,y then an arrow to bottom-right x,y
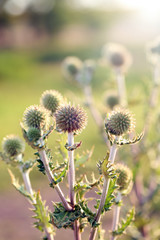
0,0 -> 160,239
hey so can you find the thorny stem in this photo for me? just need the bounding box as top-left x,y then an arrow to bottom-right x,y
39,141 -> 72,211
111,192 -> 122,240
115,69 -> 127,108
67,132 -> 81,240
89,142 -> 118,240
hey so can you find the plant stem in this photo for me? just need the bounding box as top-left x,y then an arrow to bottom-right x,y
68,132 -> 75,207
89,143 -> 118,240
44,227 -> 54,240
111,192 -> 122,240
115,69 -> 127,107
83,85 -> 109,145
67,132 -> 81,240
39,148 -> 72,211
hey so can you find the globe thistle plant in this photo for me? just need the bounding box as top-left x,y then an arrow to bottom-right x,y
40,90 -> 63,115
23,105 -> 49,130
2,135 -> 25,157
115,163 -> 133,195
55,104 -> 87,134
62,56 -> 82,80
102,43 -> 132,72
105,108 -> 135,136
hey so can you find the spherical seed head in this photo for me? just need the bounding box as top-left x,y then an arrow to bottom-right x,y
102,43 -> 132,71
23,105 -> 49,130
62,56 -> 83,79
40,90 -> 63,114
2,135 -> 25,157
115,163 -> 133,195
105,108 -> 135,136
55,104 -> 87,133
105,92 -> 119,109
27,127 -> 41,141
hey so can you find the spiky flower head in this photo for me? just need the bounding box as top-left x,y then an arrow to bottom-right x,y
105,91 -> 119,109
62,56 -> 83,79
115,163 -> 133,195
102,43 -> 132,71
2,135 -> 25,157
55,104 -> 87,133
27,127 -> 41,141
23,105 -> 49,130
40,90 -> 63,114
105,108 -> 135,136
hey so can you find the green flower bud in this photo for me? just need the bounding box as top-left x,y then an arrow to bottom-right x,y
2,135 -> 25,157
55,104 -> 87,133
23,105 -> 49,130
27,127 -> 41,141
40,90 -> 63,114
62,56 -> 82,79
102,43 -> 132,71
115,163 -> 133,195
105,108 -> 135,136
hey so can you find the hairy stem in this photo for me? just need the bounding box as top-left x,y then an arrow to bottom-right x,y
39,148 -> 72,211
68,132 -> 75,207
67,132 -> 81,240
111,192 -> 122,240
89,143 -> 118,240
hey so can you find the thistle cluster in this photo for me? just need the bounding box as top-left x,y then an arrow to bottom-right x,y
2,135 -> 25,157
102,42 -> 132,72
115,163 -> 133,195
55,104 -> 87,133
105,108 -> 135,136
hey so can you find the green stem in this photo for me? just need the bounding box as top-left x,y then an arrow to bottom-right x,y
89,143 -> 118,240
39,148 -> 72,211
67,132 -> 81,240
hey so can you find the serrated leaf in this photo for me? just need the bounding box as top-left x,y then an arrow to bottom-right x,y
112,207 -> 135,236
74,173 -> 102,202
75,146 -> 94,168
50,162 -> 68,187
95,178 -> 117,213
8,169 -> 33,202
32,191 -> 54,233
22,160 -> 36,172
65,141 -> 82,151
80,201 -> 99,228
115,133 -> 144,146
50,203 -> 84,229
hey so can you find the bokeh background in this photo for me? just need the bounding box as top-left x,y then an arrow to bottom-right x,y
0,0 -> 160,239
